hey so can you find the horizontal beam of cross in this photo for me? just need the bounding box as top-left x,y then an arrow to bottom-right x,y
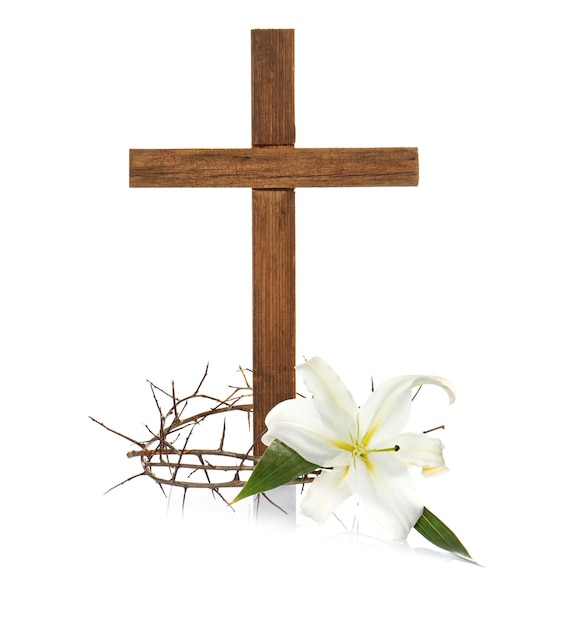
130,147 -> 418,188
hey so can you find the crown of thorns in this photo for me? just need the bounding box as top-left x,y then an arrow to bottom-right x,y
90,364 -> 317,507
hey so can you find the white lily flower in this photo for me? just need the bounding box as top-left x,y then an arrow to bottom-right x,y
262,356 -> 455,541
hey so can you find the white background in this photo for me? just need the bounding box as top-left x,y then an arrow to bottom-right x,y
2,0 -> 571,622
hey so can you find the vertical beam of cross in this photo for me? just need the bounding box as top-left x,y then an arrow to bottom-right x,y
251,30 -> 295,457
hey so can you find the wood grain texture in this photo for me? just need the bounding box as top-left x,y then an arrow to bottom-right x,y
251,30 -> 296,456
252,189 -> 295,456
129,147 -> 419,188
252,29 -> 295,147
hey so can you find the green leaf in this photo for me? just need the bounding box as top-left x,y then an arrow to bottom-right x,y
414,507 -> 474,562
231,440 -> 319,504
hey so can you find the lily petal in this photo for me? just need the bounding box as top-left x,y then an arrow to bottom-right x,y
354,454 -> 424,541
360,375 -> 455,441
392,432 -> 446,469
299,466 -> 353,523
297,357 -> 358,437
263,398 -> 349,467
421,465 -> 449,477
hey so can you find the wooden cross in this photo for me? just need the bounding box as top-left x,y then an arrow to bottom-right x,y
130,29 -> 418,458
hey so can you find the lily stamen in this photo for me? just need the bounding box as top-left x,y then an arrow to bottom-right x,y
369,444 -> 400,453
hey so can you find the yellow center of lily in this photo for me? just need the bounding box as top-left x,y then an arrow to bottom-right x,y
334,428 -> 400,471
